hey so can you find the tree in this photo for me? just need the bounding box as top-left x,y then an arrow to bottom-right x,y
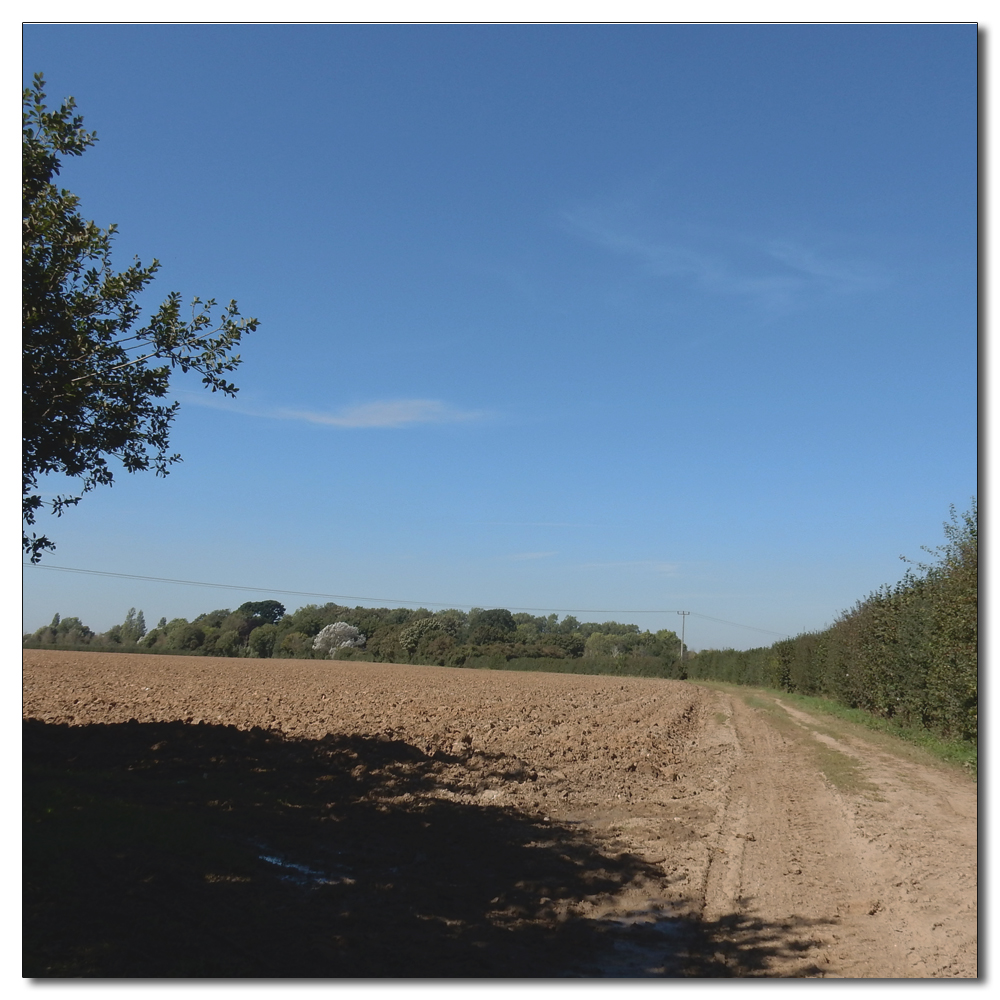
247,624 -> 280,659
120,607 -> 146,644
193,609 -> 233,629
23,612 -> 94,647
398,615 -> 459,655
22,74 -> 259,561
164,621 -> 205,651
236,601 -> 287,628
313,622 -> 366,657
220,611 -> 254,643
215,630 -> 243,657
468,608 -> 517,645
278,631 -> 313,658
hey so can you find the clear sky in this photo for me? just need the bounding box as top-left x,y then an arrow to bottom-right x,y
21,23 -> 977,651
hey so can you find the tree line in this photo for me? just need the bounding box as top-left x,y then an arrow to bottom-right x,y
687,502 -> 978,744
23,600 -> 687,678
23,502 -> 976,742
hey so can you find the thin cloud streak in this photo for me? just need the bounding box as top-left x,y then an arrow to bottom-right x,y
278,399 -> 485,428
563,209 -> 881,311
174,392 -> 486,428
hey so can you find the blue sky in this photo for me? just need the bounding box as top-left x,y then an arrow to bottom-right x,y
21,24 -> 977,650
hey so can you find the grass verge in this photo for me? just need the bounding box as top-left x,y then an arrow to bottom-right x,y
695,680 -> 977,780
736,694 -> 879,796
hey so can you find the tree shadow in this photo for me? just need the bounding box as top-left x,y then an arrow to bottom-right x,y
24,719 -> 837,978
575,908 -> 836,977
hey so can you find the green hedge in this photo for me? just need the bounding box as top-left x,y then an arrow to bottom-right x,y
689,503 -> 977,743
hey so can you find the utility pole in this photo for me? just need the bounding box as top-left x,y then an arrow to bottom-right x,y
676,610 -> 690,674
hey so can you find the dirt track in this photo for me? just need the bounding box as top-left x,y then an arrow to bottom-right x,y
23,650 -> 977,978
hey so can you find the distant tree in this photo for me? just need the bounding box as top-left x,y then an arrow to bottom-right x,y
398,615 -> 460,655
23,612 -> 94,647
220,611 -> 253,642
138,628 -> 162,649
193,609 -> 233,629
364,624 -> 405,662
22,74 -> 259,561
215,630 -> 243,657
102,624 -> 123,645
198,627 -> 224,656
577,620 -> 640,639
536,633 -> 585,658
419,632 -> 457,663
652,628 -> 682,659
514,622 -> 540,642
247,624 -> 280,658
313,622 -> 366,657
584,633 -> 629,658
468,608 -> 516,645
236,601 -> 286,625
57,617 -> 93,645
119,607 -> 146,644
49,615 -> 93,645
278,631 -> 313,658
161,619 -> 204,651
283,604 -> 327,638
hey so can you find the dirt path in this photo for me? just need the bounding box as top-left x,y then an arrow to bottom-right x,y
689,688 -> 977,978
23,651 -> 977,977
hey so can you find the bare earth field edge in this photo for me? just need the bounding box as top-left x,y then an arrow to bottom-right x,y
23,650 -> 977,978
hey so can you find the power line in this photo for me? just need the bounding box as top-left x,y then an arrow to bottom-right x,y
24,563 -> 472,607
688,613 -> 790,638
22,563 -> 677,612
23,562 -> 788,635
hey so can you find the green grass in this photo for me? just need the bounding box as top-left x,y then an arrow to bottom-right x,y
695,679 -> 977,779
729,692 -> 878,795
773,690 -> 978,779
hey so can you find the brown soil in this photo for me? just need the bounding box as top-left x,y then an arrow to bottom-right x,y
22,650 -> 977,978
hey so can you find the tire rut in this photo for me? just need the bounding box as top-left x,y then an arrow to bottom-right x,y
694,688 -> 977,978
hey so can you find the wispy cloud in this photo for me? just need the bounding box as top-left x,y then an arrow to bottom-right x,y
278,399 -> 484,428
507,551 -> 558,561
175,392 -> 486,429
563,208 -> 881,311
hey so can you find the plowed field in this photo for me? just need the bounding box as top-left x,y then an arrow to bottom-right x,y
23,650 -> 977,978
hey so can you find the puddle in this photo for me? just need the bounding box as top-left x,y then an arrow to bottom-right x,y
254,844 -> 355,888
584,912 -> 691,977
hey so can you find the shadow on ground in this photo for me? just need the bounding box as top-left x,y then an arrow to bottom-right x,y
24,719 -> 833,978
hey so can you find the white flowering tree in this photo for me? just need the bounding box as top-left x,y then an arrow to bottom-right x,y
313,622 -> 366,658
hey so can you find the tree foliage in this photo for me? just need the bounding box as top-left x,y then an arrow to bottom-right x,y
313,622 -> 366,657
687,501 -> 978,743
24,598 -> 683,678
247,624 -> 280,659
236,601 -> 287,628
468,608 -> 517,645
22,74 -> 259,561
